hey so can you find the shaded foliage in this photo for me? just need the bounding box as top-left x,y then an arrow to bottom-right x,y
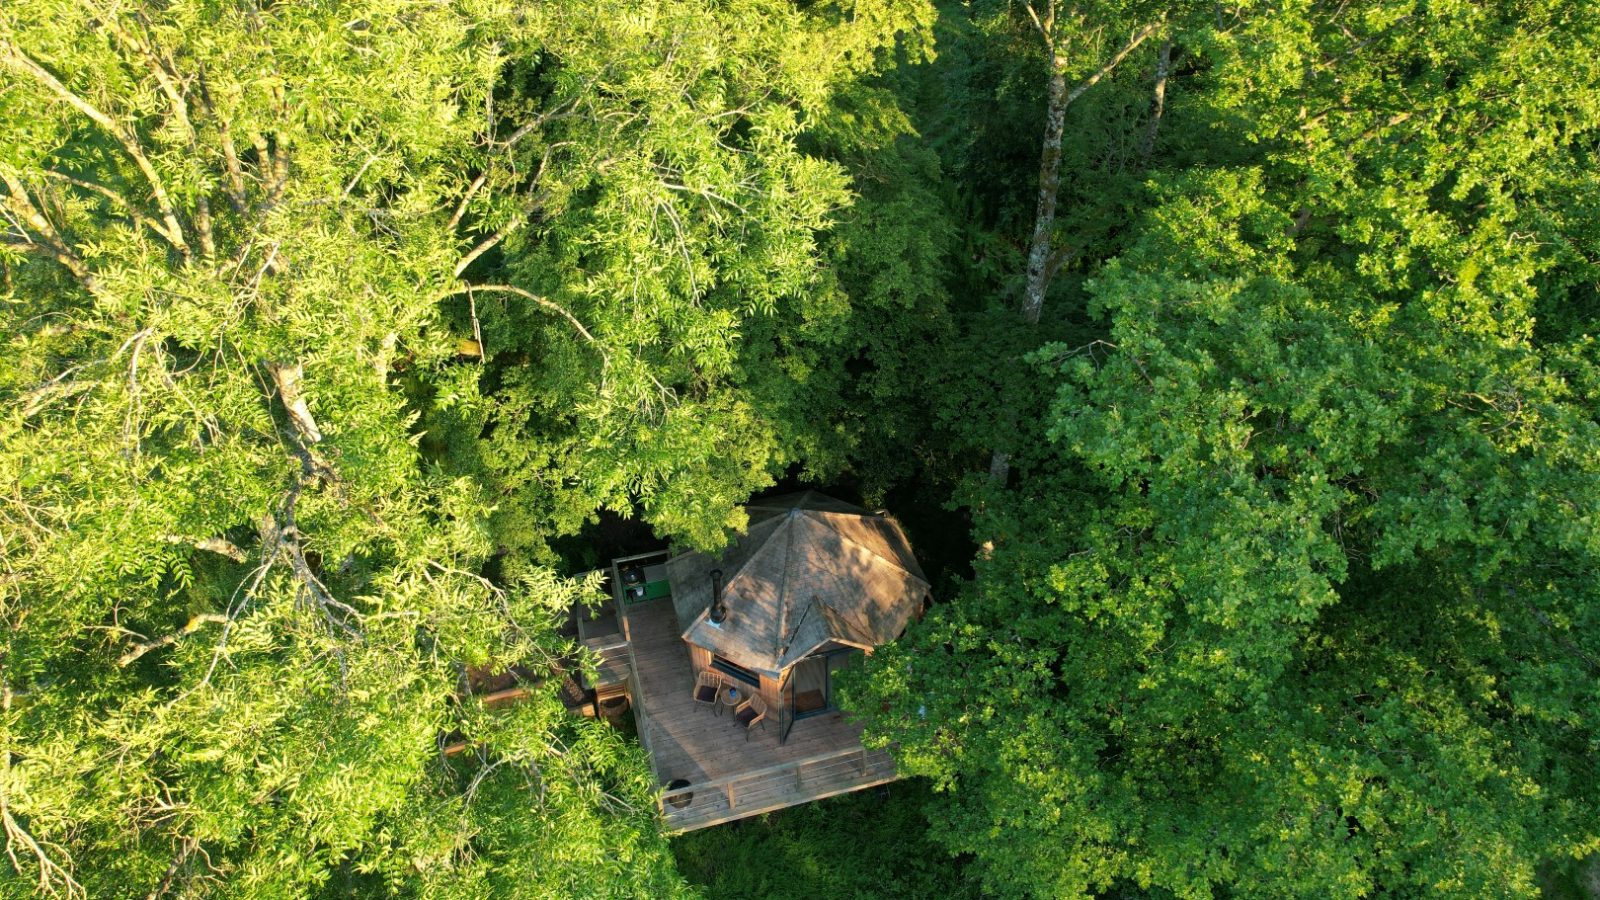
4,0 -> 1598,897
672,780 -> 978,900
857,1 -> 1600,897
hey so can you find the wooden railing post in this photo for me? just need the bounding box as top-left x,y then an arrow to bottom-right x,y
654,744 -> 896,831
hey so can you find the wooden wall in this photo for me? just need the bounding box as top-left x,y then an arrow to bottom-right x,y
756,673 -> 781,712
689,641 -> 784,714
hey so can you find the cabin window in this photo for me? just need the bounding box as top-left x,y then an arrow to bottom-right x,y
711,655 -> 761,688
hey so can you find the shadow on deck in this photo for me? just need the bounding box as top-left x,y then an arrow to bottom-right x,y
618,591 -> 896,831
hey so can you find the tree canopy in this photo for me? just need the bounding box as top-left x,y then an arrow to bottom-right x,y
3,0 -> 1597,897
855,1 -> 1600,897
1,0 -> 928,896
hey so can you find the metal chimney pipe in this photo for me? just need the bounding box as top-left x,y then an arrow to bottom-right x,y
709,569 -> 727,625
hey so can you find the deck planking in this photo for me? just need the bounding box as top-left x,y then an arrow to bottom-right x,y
619,594 -> 898,829
663,748 -> 898,831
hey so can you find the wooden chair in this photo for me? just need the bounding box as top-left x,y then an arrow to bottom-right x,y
692,669 -> 723,711
732,693 -> 767,740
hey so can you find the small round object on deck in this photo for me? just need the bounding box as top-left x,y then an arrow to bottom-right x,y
665,779 -> 693,809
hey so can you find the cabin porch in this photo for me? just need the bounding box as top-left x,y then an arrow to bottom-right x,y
611,553 -> 898,832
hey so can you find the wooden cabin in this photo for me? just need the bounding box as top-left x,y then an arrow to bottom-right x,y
608,491 -> 929,830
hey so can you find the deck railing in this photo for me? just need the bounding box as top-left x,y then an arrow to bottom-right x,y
611,551 -> 668,782
607,548 -> 898,830
654,743 -> 891,828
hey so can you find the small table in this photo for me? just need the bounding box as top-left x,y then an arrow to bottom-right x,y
719,685 -> 743,716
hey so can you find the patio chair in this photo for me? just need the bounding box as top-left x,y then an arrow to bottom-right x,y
732,694 -> 767,741
692,669 -> 723,711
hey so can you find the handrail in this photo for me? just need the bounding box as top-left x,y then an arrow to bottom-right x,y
614,566 -> 659,783
605,548 -> 891,820
613,549 -> 671,566
656,743 -> 885,813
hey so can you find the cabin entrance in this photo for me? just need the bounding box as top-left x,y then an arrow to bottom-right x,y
778,648 -> 862,744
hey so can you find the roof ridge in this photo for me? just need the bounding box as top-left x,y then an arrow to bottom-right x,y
817,593 -> 877,646
798,509 -> 929,586
716,514 -> 785,595
772,512 -> 802,669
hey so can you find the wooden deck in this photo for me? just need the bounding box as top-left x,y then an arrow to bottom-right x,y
618,592 -> 897,831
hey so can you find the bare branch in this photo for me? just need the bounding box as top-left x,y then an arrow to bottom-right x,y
453,212 -> 526,278
659,180 -> 747,214
1042,243 -> 1080,285
16,360 -> 100,418
196,71 -> 249,213
195,531 -> 279,689
251,133 -> 288,211
446,172 -> 490,232
1063,22 -> 1164,107
267,362 -> 323,444
495,99 -> 579,149
1,786 -> 85,900
342,154 -> 378,199
143,836 -> 197,900
1,41 -> 191,258
40,171 -> 177,244
118,614 -> 229,667
1024,1 -> 1054,47
451,143 -> 565,264
162,535 -> 247,563
1139,38 -> 1173,161
275,474 -> 362,641
0,169 -> 97,289
467,289 -> 485,361
98,13 -> 217,256
436,284 -> 598,345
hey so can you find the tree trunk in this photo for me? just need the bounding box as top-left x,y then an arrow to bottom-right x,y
1019,53 -> 1069,327
989,22 -> 1162,487
1140,39 -> 1173,161
989,46 -> 1067,488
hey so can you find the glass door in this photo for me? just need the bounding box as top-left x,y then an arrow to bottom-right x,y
781,649 -> 866,744
778,667 -> 795,745
789,655 -> 830,721
826,649 -> 862,705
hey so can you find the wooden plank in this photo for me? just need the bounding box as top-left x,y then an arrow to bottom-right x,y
617,588 -> 657,785
614,574 -> 901,828
680,771 -> 899,831
664,754 -> 898,832
656,743 -> 896,819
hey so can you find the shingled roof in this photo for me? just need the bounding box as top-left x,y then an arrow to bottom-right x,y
665,491 -> 930,676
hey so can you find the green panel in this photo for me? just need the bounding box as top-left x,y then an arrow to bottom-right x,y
624,580 -> 673,604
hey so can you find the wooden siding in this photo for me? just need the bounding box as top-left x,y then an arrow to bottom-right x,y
618,593 -> 898,831
688,643 -> 711,675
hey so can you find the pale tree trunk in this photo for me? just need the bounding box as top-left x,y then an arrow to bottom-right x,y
1140,38 -> 1173,161
988,15 -> 1164,488
990,30 -> 1070,489
1018,48 -> 1070,328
